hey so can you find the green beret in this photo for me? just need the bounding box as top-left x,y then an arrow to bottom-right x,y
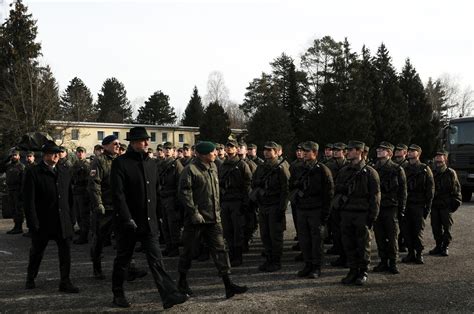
347,140 -> 365,150
195,141 -> 216,155
333,142 -> 347,150
263,141 -> 279,150
408,144 -> 422,153
247,144 -> 257,150
303,141 -> 319,151
395,143 -> 408,151
163,142 -> 173,149
378,141 -> 394,152
76,146 -> 86,153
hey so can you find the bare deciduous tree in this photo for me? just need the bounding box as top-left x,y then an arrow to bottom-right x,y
204,71 -> 230,106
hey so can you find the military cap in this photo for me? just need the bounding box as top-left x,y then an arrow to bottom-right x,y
226,139 -> 238,147
296,142 -> 305,150
76,146 -> 86,153
325,143 -> 334,149
303,141 -> 319,151
163,142 -> 173,149
263,141 -> 279,150
347,140 -> 365,150
41,140 -> 62,154
156,144 -> 163,151
59,146 -> 66,153
126,127 -> 150,141
377,141 -> 394,152
94,144 -> 103,151
120,143 -> 127,150
10,149 -> 20,155
195,141 -> 216,155
102,134 -> 118,146
215,143 -> 224,150
239,142 -> 247,148
395,143 -> 408,151
182,143 -> 190,150
191,145 -> 195,150
26,151 -> 34,157
276,143 -> 282,150
247,144 -> 257,150
333,142 -> 347,150
408,144 -> 422,153
435,149 -> 448,156
147,148 -> 154,153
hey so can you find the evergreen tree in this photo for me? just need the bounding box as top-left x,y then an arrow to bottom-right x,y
96,77 -> 133,123
240,73 -> 278,117
0,0 -> 59,151
371,43 -> 410,145
136,90 -> 176,125
199,101 -> 231,144
399,59 -> 437,156
426,77 -> 448,125
60,77 -> 95,121
181,86 -> 204,126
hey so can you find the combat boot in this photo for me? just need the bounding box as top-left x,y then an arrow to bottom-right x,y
163,292 -> 188,309
113,293 -> 131,308
373,259 -> 389,272
222,274 -> 248,299
440,246 -> 449,257
127,264 -> 147,282
25,277 -> 35,289
401,250 -> 416,263
258,255 -> 271,272
355,269 -> 368,286
59,280 -> 79,293
265,256 -> 282,272
414,251 -> 424,264
308,265 -> 321,279
6,223 -> 23,235
388,259 -> 400,274
231,247 -> 243,267
341,268 -> 358,285
297,263 -> 312,277
429,244 -> 442,255
178,272 -> 193,296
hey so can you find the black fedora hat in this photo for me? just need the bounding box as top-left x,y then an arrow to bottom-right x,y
41,140 -> 62,154
126,127 -> 150,141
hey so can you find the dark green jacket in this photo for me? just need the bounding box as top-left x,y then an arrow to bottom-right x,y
5,160 -> 25,191
251,157 -> 290,212
72,159 -> 90,195
405,160 -> 434,209
88,152 -> 115,211
374,159 -> 407,213
157,157 -> 183,198
335,160 -> 381,221
432,165 -> 462,211
219,155 -> 252,203
326,158 -> 348,182
178,158 -> 220,225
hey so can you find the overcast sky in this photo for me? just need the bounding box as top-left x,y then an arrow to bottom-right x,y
3,0 -> 473,116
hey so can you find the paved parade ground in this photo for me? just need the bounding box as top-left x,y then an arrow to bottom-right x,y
1,202 -> 473,312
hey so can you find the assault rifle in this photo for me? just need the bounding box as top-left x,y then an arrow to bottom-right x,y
249,157 -> 287,202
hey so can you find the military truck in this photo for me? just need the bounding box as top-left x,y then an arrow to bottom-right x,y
442,116 -> 474,202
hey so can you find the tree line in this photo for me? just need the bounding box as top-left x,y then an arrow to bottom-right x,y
1,1 -> 472,156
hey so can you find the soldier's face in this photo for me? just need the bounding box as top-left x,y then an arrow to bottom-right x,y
376,148 -> 390,159
11,153 -> 20,162
76,151 -> 86,160
333,149 -> 344,158
296,149 -> 304,159
248,148 -> 256,157
43,152 -> 59,166
225,145 -> 237,156
177,150 -> 184,158
59,151 -> 67,159
217,148 -> 225,156
325,149 -> 333,157
346,148 -> 361,161
163,147 -> 173,157
198,149 -> 216,163
303,150 -> 317,161
394,149 -> 406,158
238,146 -> 247,157
263,148 -> 277,159
434,154 -> 447,166
26,155 -> 35,163
157,150 -> 164,158
407,150 -> 420,160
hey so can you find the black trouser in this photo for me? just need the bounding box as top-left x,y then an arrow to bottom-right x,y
331,208 -> 345,257
258,204 -> 285,259
341,211 -> 371,270
178,223 -> 230,276
290,201 -> 298,237
221,200 -> 245,250
90,211 -> 114,265
161,196 -> 182,249
244,201 -> 258,243
112,230 -> 178,300
430,207 -> 453,247
73,193 -> 90,238
402,205 -> 425,252
374,206 -> 399,260
27,232 -> 72,283
8,189 -> 23,226
297,209 -> 323,266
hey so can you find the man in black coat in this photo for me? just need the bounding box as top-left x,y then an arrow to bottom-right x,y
110,127 -> 187,309
23,141 -> 79,293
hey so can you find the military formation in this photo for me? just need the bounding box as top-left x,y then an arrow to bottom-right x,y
0,130 -> 464,309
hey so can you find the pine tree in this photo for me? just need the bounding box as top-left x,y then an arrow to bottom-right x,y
96,77 -> 133,123
60,77 -> 95,121
181,86 -> 204,126
136,90 -> 176,125
199,101 -> 231,144
0,0 -> 59,151
240,73 -> 278,117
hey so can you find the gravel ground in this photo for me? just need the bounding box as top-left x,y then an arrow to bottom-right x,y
0,202 -> 473,312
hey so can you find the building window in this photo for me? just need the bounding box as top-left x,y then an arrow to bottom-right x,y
113,131 -> 119,139
150,132 -> 156,142
178,133 -> 184,143
162,132 -> 168,142
71,129 -> 79,140
97,131 -> 104,141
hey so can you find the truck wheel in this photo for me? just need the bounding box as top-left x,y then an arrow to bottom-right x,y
461,188 -> 472,202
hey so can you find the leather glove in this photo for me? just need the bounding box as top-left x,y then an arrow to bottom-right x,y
423,207 -> 430,219
190,212 -> 205,224
123,219 -> 138,231
96,204 -> 106,215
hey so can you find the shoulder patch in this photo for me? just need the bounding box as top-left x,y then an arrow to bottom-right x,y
90,169 -> 97,177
